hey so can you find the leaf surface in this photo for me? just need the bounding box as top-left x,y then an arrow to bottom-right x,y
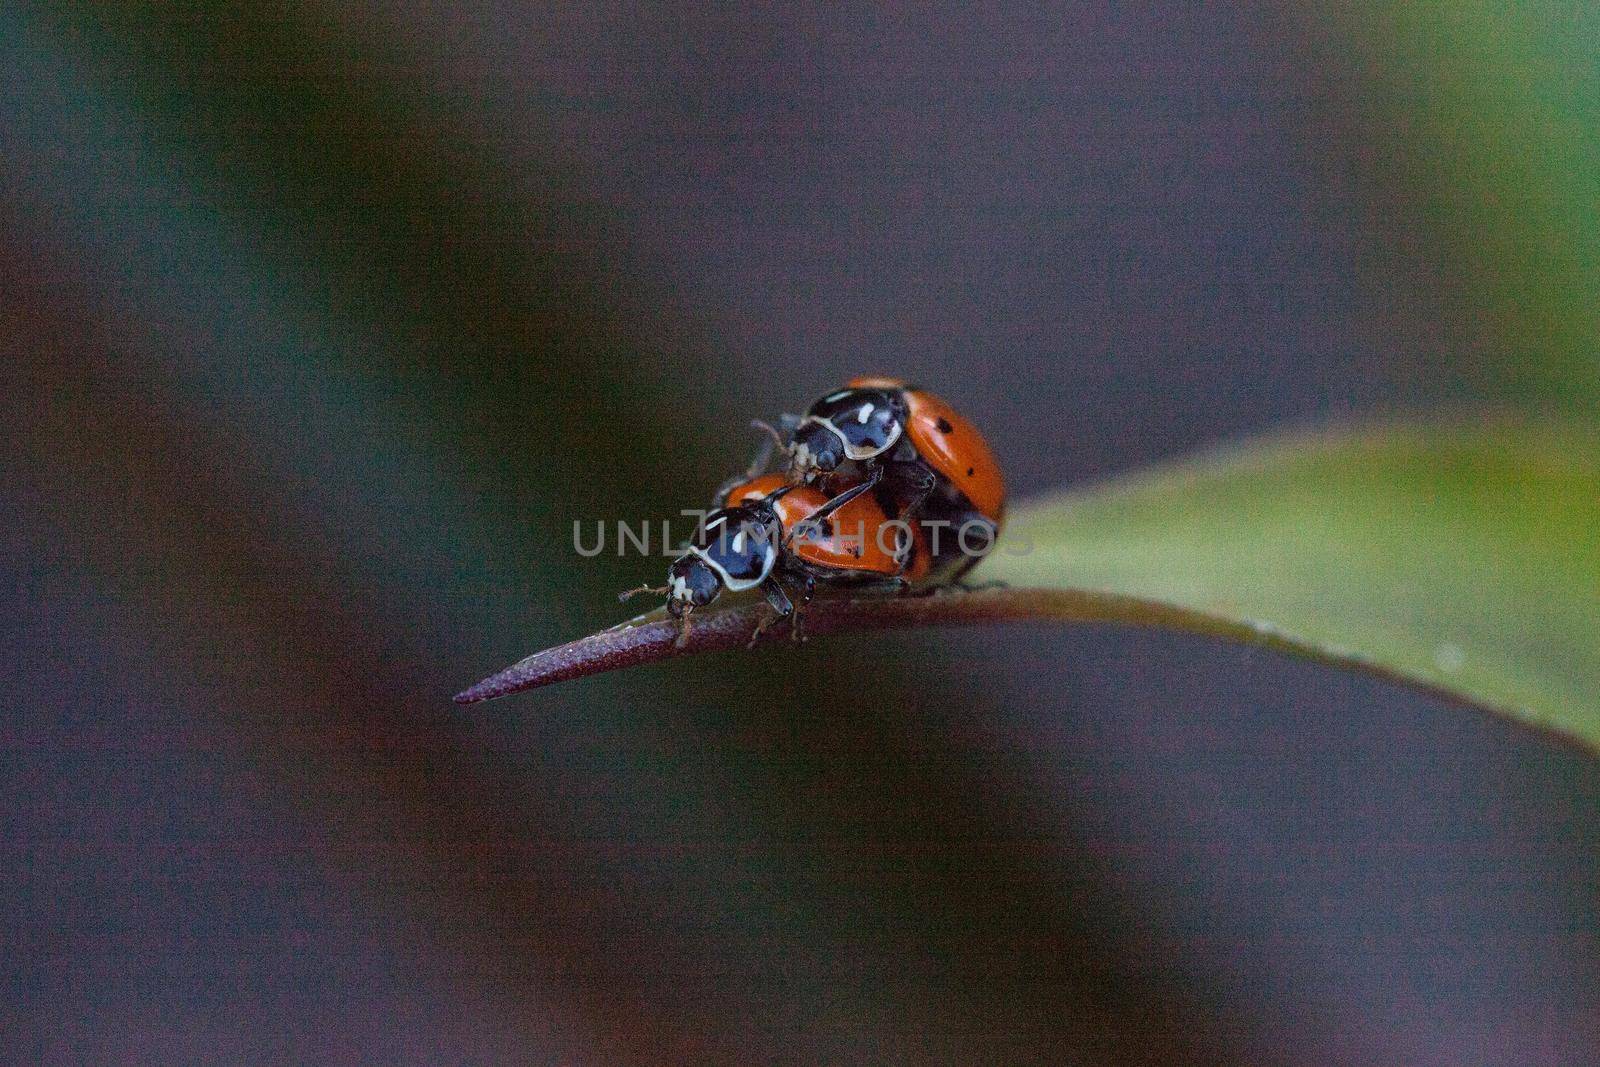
986,421 -> 1600,748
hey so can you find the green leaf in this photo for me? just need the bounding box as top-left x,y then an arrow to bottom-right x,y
1322,1 -> 1600,412
984,421 -> 1600,750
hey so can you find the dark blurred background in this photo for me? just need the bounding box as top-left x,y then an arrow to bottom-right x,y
3,4 -> 1595,1064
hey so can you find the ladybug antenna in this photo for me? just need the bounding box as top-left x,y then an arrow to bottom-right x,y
617,583 -> 668,603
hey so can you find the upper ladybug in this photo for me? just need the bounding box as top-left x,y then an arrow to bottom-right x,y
784,377 -> 1004,581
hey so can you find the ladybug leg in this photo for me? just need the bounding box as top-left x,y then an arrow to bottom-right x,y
674,607 -> 694,648
747,414 -> 802,473
790,573 -> 817,643
748,577 -> 796,648
946,519 -> 1003,588
956,577 -> 1008,592
852,576 -> 913,598
745,611 -> 776,648
740,420 -> 785,479
888,514 -> 919,578
714,416 -> 803,503
748,417 -> 794,464
878,465 -> 936,577
788,465 -> 884,545
897,464 -> 938,522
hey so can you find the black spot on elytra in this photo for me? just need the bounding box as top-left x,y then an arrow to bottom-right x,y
936,417 -> 954,434
819,519 -> 834,537
966,467 -> 975,476
849,545 -> 861,558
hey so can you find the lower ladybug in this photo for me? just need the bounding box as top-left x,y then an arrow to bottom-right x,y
724,472 -> 930,588
621,473 -> 921,646
777,377 -> 1005,580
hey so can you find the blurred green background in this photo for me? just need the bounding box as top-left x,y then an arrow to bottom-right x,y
3,3 -> 1595,1064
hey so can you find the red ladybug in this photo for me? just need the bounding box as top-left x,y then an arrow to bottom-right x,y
725,472 -> 931,585
621,473 -> 923,646
781,377 -> 1004,580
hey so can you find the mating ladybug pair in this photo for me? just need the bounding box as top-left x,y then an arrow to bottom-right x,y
622,377 -> 1005,645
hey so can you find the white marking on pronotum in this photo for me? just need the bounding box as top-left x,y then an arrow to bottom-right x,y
669,573 -> 689,600
687,540 -> 775,592
704,515 -> 727,532
810,413 -> 902,460
856,403 -> 875,424
731,529 -> 746,553
823,390 -> 851,403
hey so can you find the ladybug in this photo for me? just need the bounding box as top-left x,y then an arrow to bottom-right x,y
620,473 -> 920,646
724,472 -> 930,588
780,377 -> 1005,580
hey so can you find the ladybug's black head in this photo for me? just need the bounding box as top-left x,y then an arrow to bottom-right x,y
666,505 -> 781,616
789,388 -> 903,481
665,555 -> 722,617
787,419 -> 847,479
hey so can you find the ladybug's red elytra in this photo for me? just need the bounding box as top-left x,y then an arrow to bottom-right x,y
780,377 -> 1005,582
